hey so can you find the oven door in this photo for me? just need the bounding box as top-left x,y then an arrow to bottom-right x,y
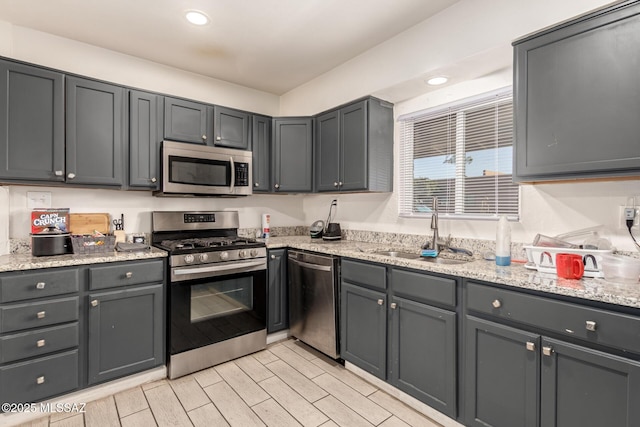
169,265 -> 266,356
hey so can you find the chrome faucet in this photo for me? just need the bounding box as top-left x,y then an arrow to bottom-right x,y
431,196 -> 440,252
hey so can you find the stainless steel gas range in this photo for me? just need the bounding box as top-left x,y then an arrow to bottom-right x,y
152,211 -> 266,379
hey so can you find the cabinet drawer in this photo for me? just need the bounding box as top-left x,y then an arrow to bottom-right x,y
0,350 -> 79,404
342,259 -> 386,290
0,296 -> 79,334
0,323 -> 79,364
89,260 -> 164,290
392,268 -> 456,308
467,282 -> 640,354
0,269 -> 79,303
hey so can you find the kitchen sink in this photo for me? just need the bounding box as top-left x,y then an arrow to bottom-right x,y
420,257 -> 471,265
373,250 -> 471,265
374,250 -> 421,260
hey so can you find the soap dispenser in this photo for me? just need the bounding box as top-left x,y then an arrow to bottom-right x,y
496,215 -> 511,266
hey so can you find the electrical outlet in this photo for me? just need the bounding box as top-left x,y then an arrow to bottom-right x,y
620,206 -> 640,230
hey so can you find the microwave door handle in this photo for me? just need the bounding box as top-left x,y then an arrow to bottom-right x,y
229,156 -> 235,193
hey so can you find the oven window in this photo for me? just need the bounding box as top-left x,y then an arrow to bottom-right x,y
169,156 -> 231,187
190,276 -> 253,322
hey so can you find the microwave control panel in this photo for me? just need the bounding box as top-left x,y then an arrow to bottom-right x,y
235,162 -> 249,187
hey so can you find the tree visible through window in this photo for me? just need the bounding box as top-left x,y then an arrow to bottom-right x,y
399,88 -> 519,218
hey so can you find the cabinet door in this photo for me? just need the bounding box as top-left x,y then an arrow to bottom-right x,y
315,110 -> 340,192
213,106 -> 250,149
540,337 -> 640,427
465,316 -> 539,427
272,118 -> 313,192
66,77 -> 125,186
252,115 -> 271,192
340,281 -> 387,380
514,3 -> 640,181
129,90 -> 163,188
267,249 -> 288,333
87,284 -> 164,385
163,97 -> 210,144
0,60 -> 65,181
340,100 -> 368,191
390,297 -> 457,418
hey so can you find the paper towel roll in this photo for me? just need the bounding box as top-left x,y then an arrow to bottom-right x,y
261,214 -> 270,238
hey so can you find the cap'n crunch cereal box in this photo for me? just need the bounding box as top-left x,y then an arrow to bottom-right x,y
31,209 -> 70,234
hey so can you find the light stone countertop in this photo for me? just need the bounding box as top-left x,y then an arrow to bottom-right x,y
266,236 -> 640,310
0,247 -> 167,272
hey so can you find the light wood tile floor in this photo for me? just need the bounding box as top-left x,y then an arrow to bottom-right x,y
16,339 -> 442,427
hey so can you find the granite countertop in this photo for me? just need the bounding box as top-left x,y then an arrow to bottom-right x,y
266,236 -> 640,310
0,247 -> 167,272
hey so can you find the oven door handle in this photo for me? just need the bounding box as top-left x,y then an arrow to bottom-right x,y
288,257 -> 333,272
173,260 -> 265,276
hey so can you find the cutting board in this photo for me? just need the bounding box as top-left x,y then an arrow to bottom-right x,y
69,213 -> 111,235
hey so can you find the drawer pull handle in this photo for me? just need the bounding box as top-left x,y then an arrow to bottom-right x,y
36,339 -> 46,348
526,341 -> 536,352
37,311 -> 46,319
586,321 -> 597,331
36,282 -> 46,290
125,272 -> 133,279
377,299 -> 384,306
543,346 -> 554,357
36,376 -> 45,385
390,302 -> 397,309
565,329 -> 574,334
91,299 -> 99,307
492,299 -> 502,308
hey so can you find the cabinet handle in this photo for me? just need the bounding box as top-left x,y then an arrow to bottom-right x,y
254,182 -> 259,187
270,255 -> 276,259
334,182 -> 339,187
339,181 -> 343,186
36,376 -> 45,385
36,282 -> 46,290
125,272 -> 133,279
390,302 -> 397,309
37,339 -> 46,348
526,341 -> 536,352
492,299 -> 502,308
377,299 -> 384,306
91,299 -> 99,307
585,320 -> 597,331
542,346 -> 554,356
67,173 -> 76,179
202,135 -> 207,141
274,184 -> 280,189
37,311 -> 46,319
216,136 -> 221,141
151,177 -> 157,183
54,170 -> 63,176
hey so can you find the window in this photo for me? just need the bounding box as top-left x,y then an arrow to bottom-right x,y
398,87 -> 519,219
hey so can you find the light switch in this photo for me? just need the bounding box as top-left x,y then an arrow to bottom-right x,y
27,192 -> 52,209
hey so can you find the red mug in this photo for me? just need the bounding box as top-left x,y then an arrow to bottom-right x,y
556,253 -> 584,279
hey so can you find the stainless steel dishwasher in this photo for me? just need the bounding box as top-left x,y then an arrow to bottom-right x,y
287,250 -> 340,359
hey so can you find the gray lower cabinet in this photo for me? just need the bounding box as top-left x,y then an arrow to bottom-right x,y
129,90 -> 163,189
66,76 -> 126,186
0,60 -> 65,182
87,283 -> 164,385
252,114 -> 271,192
272,118 -> 313,192
267,248 -> 288,333
164,96 -> 211,144
513,1 -> 640,181
315,97 -> 393,192
213,106 -> 251,150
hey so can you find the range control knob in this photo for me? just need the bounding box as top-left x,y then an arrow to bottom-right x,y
184,254 -> 195,264
198,253 -> 209,263
238,250 -> 248,258
250,249 -> 259,257
219,251 -> 229,260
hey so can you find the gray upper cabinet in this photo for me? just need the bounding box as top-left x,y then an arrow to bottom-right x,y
129,90 -> 163,189
164,97 -> 211,144
0,60 -> 65,182
513,1 -> 640,181
252,114 -> 271,192
213,106 -> 251,150
315,97 -> 393,192
272,118 -> 313,192
66,76 -> 125,186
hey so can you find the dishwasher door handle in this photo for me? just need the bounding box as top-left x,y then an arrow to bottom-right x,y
288,257 -> 333,272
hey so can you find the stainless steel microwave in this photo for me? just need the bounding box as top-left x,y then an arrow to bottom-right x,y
154,140 -> 252,197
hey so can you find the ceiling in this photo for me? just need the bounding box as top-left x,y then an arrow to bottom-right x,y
0,0 -> 460,95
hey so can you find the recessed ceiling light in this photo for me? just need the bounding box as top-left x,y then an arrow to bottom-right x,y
426,76 -> 448,86
185,10 -> 209,26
